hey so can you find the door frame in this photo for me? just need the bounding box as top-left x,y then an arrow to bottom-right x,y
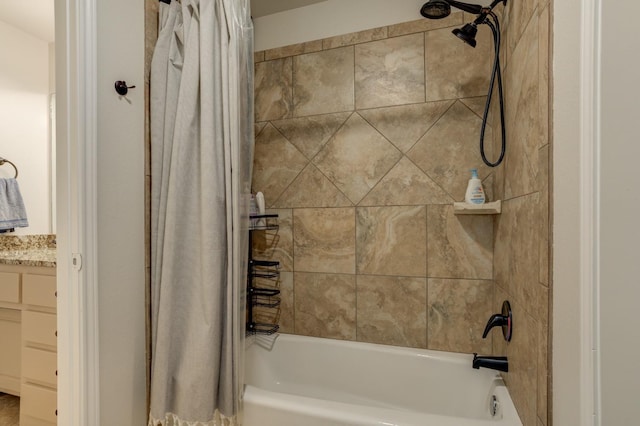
552,0 -> 600,424
55,0 -> 101,424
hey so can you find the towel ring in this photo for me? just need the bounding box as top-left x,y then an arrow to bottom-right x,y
0,158 -> 18,178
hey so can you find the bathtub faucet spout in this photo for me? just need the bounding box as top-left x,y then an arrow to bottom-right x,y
472,353 -> 508,372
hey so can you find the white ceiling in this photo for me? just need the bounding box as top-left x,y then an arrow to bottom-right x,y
0,0 -> 55,42
250,0 -> 328,18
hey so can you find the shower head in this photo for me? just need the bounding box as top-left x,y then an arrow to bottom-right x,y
452,23 -> 479,47
420,0 -> 451,19
420,0 -> 484,19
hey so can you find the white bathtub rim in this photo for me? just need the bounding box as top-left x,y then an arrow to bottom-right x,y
248,333 -> 481,365
244,384 -> 522,426
245,334 -> 523,426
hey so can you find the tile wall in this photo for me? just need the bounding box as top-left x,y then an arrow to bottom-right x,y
253,12 -> 499,356
252,3 -> 552,426
492,1 -> 552,425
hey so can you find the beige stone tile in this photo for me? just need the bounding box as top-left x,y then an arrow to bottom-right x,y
493,202 -> 511,297
532,281 -> 549,329
278,272 -> 294,333
356,206 -> 427,277
538,145 -> 550,286
407,101 -> 492,201
0,392 -> 19,423
494,195 -> 541,312
509,194 -> 540,309
355,34 -> 426,109
505,303 -> 538,426
504,12 -> 539,199
359,100 -> 454,153
460,96 -> 495,164
359,157 -> 453,206
271,112 -> 352,159
460,96 -> 488,119
273,164 -> 353,208
482,173 -> 496,203
294,272 -> 356,340
255,57 -> 293,121
293,47 -> 355,116
387,13 -> 464,37
255,122 -> 267,137
323,27 -> 388,49
425,25 -> 492,101
492,285 -> 510,357
265,40 -> 323,61
538,4 -> 550,149
356,275 -> 427,348
293,208 -> 356,274
506,0 -> 538,58
252,124 -> 309,206
427,205 -> 493,279
252,209 -> 294,272
313,113 -> 402,204
254,50 -> 265,63
427,278 -> 494,354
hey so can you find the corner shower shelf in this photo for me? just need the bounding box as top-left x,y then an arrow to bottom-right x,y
247,213 -> 281,336
453,200 -> 502,215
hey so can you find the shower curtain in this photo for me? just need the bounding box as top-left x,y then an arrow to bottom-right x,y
149,0 -> 254,424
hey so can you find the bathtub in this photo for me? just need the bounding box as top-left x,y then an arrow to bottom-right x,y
243,334 -> 522,426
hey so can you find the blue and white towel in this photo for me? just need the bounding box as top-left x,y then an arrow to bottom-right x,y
0,178 -> 28,231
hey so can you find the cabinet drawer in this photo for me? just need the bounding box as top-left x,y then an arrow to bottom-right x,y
23,311 -> 57,348
23,274 -> 56,309
22,347 -> 57,388
0,271 -> 20,303
20,383 -> 57,423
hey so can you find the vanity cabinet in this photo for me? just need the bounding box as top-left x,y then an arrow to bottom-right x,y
0,271 -> 22,395
20,272 -> 57,426
0,264 -> 57,425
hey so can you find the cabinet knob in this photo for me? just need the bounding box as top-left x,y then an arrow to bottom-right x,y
55,369 -> 58,376
55,330 -> 57,337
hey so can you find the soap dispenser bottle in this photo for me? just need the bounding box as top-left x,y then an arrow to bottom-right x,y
465,169 -> 486,205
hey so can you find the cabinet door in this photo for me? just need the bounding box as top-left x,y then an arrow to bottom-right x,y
22,347 -> 57,388
22,274 -> 57,309
20,383 -> 57,423
23,311 -> 57,348
0,271 -> 20,303
0,308 -> 21,395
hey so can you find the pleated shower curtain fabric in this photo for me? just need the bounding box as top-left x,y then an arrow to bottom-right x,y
149,0 -> 254,425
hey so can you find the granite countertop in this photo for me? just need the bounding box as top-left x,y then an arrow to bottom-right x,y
0,235 -> 57,268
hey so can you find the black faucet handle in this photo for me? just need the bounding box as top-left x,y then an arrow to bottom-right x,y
482,313 -> 507,338
482,300 -> 513,341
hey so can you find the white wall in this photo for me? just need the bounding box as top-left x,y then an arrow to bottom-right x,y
96,0 -> 147,423
55,0 -> 146,423
554,0 -> 640,424
253,0 -> 425,51
552,0 -> 586,421
598,1 -> 640,424
0,20 -> 51,234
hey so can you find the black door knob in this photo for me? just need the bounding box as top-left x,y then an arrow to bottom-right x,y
115,80 -> 136,96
